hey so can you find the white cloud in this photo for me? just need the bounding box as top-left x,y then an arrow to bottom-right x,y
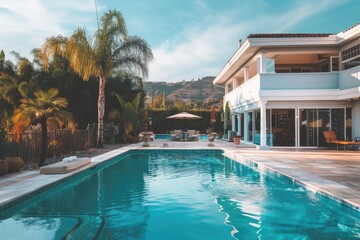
149,16 -> 245,82
0,0 -> 96,60
148,0 -> 347,82
273,0 -> 348,32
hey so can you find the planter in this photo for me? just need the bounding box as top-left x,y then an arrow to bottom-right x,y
228,131 -> 236,142
142,131 -> 154,147
0,160 -> 9,176
208,135 -> 215,142
233,136 -> 241,145
5,157 -> 24,173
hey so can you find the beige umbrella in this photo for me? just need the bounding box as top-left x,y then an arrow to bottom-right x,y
166,112 -> 202,120
167,112 -> 202,130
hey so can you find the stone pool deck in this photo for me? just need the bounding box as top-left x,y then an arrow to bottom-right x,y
1,139 -> 360,211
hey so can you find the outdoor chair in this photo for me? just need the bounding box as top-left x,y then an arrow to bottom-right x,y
189,130 -> 200,141
187,130 -> 195,141
170,131 -> 176,141
171,130 -> 181,141
323,131 -> 360,151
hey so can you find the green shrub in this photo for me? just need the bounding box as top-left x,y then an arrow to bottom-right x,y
5,157 -> 24,173
0,160 -> 9,176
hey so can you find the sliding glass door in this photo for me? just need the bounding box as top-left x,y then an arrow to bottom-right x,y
299,108 -> 346,147
299,109 -> 318,146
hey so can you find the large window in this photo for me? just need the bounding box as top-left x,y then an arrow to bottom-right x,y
341,44 -> 360,70
346,108 -> 352,141
240,113 -> 244,140
271,109 -> 295,146
248,112 -> 253,142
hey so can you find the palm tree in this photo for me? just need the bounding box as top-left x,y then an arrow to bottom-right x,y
12,88 -> 73,167
40,10 -> 153,148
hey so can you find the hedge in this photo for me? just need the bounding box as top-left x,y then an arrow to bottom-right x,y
146,109 -> 223,134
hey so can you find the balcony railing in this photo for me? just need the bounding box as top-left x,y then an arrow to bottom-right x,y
224,68 -> 360,107
259,72 -> 339,90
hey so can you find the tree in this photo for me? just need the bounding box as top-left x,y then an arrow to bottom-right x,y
114,92 -> 142,142
12,88 -> 73,167
0,50 -> 5,70
224,101 -> 231,134
41,9 -> 153,148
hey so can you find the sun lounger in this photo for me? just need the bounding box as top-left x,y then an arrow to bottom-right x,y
40,158 -> 91,174
323,131 -> 360,151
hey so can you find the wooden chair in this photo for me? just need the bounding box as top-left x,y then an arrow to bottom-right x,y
323,131 -> 360,151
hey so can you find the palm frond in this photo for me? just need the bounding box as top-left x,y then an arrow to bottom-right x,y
100,10 -> 127,39
114,93 -> 127,112
113,36 -> 153,78
67,28 -> 98,80
40,35 -> 68,69
131,92 -> 142,112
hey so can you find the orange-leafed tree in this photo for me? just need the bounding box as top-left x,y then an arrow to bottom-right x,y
12,88 -> 74,167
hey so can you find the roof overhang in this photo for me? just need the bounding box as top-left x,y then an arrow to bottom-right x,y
213,23 -> 360,86
213,36 -> 338,86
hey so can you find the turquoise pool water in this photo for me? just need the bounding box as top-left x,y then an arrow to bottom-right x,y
1,150 -> 360,239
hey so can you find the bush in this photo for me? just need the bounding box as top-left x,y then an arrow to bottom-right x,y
0,160 -> 9,176
5,157 -> 24,173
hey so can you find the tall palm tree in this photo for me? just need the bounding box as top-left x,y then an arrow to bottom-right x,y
40,10 -> 153,148
12,88 -> 73,167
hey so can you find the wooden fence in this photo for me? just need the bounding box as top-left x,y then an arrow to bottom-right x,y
0,124 -> 97,167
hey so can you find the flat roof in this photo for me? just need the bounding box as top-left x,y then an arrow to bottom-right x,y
247,33 -> 332,38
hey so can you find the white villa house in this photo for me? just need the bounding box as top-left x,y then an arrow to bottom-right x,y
213,23 -> 360,149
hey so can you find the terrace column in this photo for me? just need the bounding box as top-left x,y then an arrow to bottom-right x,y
244,112 -> 250,142
232,114 -> 236,131
244,66 -> 249,81
257,53 -> 267,74
259,101 -> 269,150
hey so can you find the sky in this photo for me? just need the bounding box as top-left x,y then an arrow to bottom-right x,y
0,0 -> 359,82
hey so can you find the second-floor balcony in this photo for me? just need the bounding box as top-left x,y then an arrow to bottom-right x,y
224,65 -> 360,106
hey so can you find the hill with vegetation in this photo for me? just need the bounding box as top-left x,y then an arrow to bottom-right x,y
144,76 -> 223,103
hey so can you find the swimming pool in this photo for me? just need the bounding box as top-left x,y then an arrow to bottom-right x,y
1,150 -> 359,239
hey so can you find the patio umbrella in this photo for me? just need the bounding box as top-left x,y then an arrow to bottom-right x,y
166,112 -> 202,130
166,112 -> 202,120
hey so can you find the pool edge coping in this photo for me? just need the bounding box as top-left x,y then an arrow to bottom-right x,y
222,149 -> 360,212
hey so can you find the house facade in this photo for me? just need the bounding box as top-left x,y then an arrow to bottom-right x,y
213,23 -> 360,149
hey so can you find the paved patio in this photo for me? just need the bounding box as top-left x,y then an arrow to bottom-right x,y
0,139 -> 359,212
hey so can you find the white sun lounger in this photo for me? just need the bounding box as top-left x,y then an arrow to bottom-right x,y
40,158 -> 91,174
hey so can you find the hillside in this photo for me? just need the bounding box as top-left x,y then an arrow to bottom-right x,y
144,76 -> 223,103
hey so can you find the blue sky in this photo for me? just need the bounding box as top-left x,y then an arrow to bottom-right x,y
0,0 -> 359,82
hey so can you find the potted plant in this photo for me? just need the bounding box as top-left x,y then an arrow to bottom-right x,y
206,128 -> 215,142
233,134 -> 241,145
